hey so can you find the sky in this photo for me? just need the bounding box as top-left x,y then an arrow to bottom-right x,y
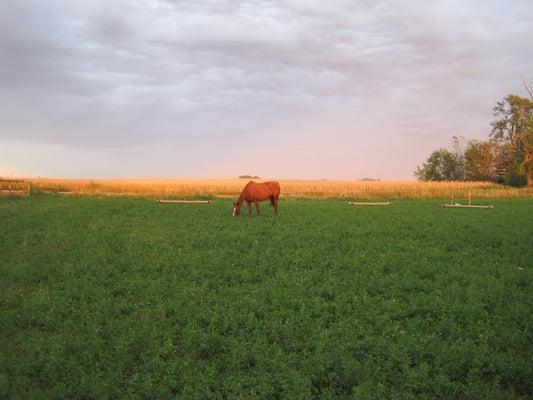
0,0 -> 532,180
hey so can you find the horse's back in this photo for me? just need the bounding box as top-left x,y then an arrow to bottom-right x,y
241,181 -> 280,201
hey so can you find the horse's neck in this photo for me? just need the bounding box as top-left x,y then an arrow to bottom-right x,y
237,192 -> 247,205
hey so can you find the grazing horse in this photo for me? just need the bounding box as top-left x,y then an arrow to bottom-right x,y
233,181 -> 280,217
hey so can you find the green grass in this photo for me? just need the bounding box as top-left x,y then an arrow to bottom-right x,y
1,196 -> 532,399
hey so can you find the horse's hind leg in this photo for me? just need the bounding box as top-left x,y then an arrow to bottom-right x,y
255,202 -> 261,216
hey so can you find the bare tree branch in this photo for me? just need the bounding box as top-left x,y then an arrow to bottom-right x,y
523,77 -> 533,101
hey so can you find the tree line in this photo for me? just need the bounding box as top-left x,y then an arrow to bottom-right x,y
415,83 -> 533,187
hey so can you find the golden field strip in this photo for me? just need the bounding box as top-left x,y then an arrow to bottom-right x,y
2,177 -> 532,199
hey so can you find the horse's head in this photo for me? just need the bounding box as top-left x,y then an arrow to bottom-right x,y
232,202 -> 242,217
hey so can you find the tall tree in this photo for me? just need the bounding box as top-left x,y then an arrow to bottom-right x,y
490,94 -> 533,186
523,80 -> 533,185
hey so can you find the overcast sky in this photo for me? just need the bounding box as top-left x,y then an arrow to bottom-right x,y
0,0 -> 532,179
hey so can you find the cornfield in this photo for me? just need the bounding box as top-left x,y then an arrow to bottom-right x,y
6,177 -> 532,199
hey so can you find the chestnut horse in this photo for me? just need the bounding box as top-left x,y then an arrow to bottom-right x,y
233,181 -> 280,217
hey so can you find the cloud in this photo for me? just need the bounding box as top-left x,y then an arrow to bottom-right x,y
0,0 -> 532,178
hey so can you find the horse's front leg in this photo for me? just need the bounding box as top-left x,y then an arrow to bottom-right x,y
255,202 -> 260,216
247,201 -> 252,216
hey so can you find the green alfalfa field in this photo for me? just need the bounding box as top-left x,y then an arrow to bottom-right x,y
0,195 -> 532,399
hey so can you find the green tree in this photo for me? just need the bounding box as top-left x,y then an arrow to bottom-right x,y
415,148 -> 464,181
490,94 -> 533,186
